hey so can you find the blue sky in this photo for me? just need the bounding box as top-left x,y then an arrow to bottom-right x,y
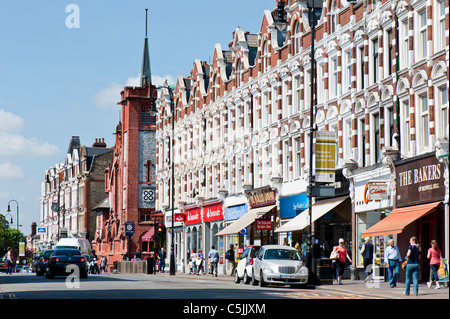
0,0 -> 275,235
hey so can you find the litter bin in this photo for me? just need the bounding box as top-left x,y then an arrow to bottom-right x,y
316,258 -> 333,285
147,258 -> 154,274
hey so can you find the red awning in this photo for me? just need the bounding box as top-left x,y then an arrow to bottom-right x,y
141,227 -> 155,242
362,201 -> 441,237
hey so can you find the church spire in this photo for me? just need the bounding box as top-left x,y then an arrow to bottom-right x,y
140,8 -> 152,87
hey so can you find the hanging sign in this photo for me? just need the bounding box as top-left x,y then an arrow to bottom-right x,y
315,130 -> 336,183
256,219 -> 272,231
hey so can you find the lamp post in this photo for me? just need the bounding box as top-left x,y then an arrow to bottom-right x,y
298,0 -> 323,286
161,80 -> 176,276
7,199 -> 19,248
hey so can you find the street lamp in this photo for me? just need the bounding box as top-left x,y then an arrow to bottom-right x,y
298,0 -> 323,286
7,199 -> 19,248
161,80 -> 176,276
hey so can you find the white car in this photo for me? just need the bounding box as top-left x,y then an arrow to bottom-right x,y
234,245 -> 260,284
252,245 -> 308,288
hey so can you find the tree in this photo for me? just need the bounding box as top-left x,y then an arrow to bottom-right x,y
0,214 -> 26,257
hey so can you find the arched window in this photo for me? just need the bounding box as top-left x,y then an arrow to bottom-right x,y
236,59 -> 242,87
262,40 -> 270,73
293,20 -> 301,54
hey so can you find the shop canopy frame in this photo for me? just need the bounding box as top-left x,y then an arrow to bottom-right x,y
141,227 -> 155,242
275,196 -> 349,233
215,205 -> 277,236
361,201 -> 442,237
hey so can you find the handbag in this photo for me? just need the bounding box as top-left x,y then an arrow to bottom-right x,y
330,248 -> 339,260
401,260 -> 407,270
196,259 -> 202,266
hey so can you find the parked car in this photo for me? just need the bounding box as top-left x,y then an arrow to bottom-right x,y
45,249 -> 88,279
0,259 -> 7,272
31,256 -> 40,273
252,245 -> 308,288
20,265 -> 31,273
234,245 -> 260,284
36,249 -> 54,276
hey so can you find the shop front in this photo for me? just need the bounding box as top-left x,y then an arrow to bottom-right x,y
275,196 -> 351,259
278,192 -> 308,247
363,153 -> 446,281
164,208 -> 184,272
202,200 -> 224,272
353,166 -> 392,280
184,205 -> 203,272
216,187 -> 278,246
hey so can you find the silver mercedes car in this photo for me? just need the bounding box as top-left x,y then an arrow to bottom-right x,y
252,245 -> 308,288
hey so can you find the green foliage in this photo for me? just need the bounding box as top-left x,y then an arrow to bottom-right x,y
0,214 -> 27,257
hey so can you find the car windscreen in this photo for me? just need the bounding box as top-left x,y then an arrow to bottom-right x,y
43,250 -> 54,258
52,249 -> 81,256
264,249 -> 301,261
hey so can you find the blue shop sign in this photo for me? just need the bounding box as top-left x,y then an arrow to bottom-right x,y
224,204 -> 248,221
280,193 -> 308,219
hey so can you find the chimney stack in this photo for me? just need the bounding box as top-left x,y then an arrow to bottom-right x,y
92,138 -> 107,148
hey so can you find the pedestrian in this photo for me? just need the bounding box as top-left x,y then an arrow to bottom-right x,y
384,239 -> 402,288
208,245 -> 219,277
188,250 -> 193,274
405,236 -> 421,296
134,249 -> 142,260
360,237 -> 374,281
332,238 -> 352,285
427,240 -> 443,290
100,256 -> 108,273
191,249 -> 198,275
226,244 -> 236,276
158,247 -> 166,273
5,247 -> 13,275
196,249 -> 205,275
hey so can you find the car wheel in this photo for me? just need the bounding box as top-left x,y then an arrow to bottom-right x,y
259,271 -> 267,287
251,273 -> 258,286
234,271 -> 241,284
243,270 -> 251,284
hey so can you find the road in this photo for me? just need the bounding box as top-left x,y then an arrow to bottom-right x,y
0,272 -> 384,300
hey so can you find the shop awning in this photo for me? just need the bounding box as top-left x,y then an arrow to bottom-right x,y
275,196 -> 348,233
141,227 -> 155,242
362,201 -> 441,237
216,205 -> 276,236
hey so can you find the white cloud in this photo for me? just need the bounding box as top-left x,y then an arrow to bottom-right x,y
0,162 -> 25,179
93,74 -> 177,109
0,110 -> 25,133
0,132 -> 60,159
92,82 -> 123,109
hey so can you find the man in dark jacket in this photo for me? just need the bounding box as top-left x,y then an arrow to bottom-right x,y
360,237 -> 374,281
227,244 -> 236,276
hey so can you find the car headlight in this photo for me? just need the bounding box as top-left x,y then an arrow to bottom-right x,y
297,266 -> 308,275
262,266 -> 275,274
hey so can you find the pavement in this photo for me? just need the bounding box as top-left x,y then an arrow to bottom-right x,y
155,270 -> 449,299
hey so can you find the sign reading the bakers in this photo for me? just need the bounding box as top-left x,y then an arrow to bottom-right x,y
396,155 -> 444,207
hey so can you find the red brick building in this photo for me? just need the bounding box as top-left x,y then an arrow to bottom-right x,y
92,18 -> 159,264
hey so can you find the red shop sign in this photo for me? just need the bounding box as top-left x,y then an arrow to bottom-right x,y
174,213 -> 186,222
256,219 -> 272,231
185,207 -> 202,225
203,203 -> 223,222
